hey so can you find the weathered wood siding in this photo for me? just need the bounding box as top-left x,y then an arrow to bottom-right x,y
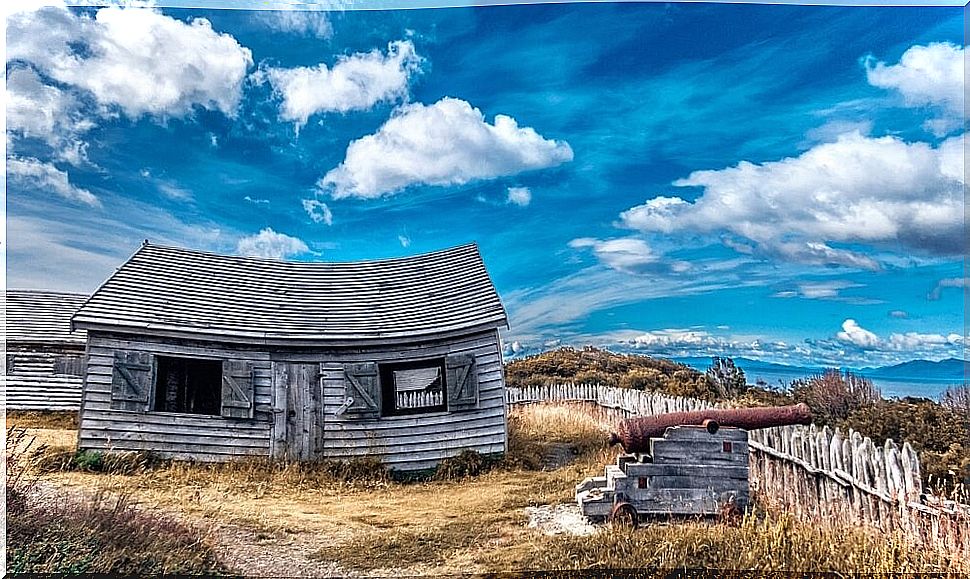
78,333 -> 273,461
3,345 -> 86,411
272,329 -> 506,471
78,329 -> 506,469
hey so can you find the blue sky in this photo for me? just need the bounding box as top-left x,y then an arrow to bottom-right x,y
5,2 -> 967,368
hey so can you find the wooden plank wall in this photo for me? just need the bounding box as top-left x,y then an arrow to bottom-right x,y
3,345 -> 85,411
78,333 -> 273,461
274,329 -> 506,471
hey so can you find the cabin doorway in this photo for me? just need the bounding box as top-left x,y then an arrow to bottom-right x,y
274,362 -> 321,460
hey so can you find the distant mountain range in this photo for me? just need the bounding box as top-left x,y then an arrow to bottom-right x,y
673,356 -> 969,384
857,358 -> 970,382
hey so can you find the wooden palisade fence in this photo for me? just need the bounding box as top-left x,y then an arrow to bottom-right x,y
506,383 -> 969,559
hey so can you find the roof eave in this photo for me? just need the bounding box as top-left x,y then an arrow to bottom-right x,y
73,316 -> 510,347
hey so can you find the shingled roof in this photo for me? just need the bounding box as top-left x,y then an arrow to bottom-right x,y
72,243 -> 508,344
6,290 -> 89,344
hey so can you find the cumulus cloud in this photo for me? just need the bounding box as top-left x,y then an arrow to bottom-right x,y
619,132 -> 964,265
260,40 -> 420,127
8,5 -> 253,119
235,227 -> 309,259
609,328 -> 802,363
302,198 -> 333,225
254,9 -> 332,39
865,42 -> 964,136
836,319 -> 881,349
320,97 -> 573,199
506,186 -> 532,207
927,277 -> 969,300
887,331 -> 963,351
5,66 -> 94,165
7,157 -> 99,206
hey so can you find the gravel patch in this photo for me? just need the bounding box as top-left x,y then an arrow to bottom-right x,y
525,503 -> 600,536
211,524 -> 354,578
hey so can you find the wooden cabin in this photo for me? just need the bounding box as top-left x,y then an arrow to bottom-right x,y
4,289 -> 89,411
71,242 -> 509,470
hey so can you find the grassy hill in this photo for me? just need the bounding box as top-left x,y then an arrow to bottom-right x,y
504,346 -> 719,400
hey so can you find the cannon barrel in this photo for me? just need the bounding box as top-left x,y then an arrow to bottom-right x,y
608,403 -> 812,453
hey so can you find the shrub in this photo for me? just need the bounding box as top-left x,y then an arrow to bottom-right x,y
432,450 -> 497,480
707,356 -> 748,398
790,369 -> 880,425
941,384 -> 970,414
34,448 -> 164,475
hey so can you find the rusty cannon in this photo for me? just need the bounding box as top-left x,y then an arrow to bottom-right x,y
608,403 -> 812,454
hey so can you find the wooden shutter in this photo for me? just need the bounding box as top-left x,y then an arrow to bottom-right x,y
342,362 -> 380,418
446,353 -> 478,411
222,360 -> 255,419
110,351 -> 154,411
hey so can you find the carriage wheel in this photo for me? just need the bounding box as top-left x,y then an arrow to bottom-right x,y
610,502 -> 638,528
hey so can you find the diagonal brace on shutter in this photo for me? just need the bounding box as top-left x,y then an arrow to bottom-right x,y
117,361 -> 151,400
223,373 -> 251,408
346,373 -> 376,409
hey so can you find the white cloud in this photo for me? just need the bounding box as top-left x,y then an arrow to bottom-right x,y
777,280 -> 861,300
7,198 -> 230,292
235,227 -> 309,259
886,331 -> 963,352
5,66 -> 94,165
865,42 -> 964,136
927,277 -> 969,300
398,234 -> 411,248
320,97 -> 573,199
7,157 -> 99,206
507,186 -> 532,207
889,310 -> 908,319
254,9 -> 332,39
244,195 -> 270,205
302,198 -> 333,225
569,237 -> 666,274
260,40 -> 420,128
8,6 -> 253,119
836,319 -> 881,349
620,132 -> 964,264
157,181 -> 192,201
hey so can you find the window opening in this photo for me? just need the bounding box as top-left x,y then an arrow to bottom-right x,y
154,356 -> 222,415
380,359 -> 447,416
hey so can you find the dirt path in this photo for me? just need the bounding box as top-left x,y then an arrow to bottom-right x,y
208,523 -> 353,578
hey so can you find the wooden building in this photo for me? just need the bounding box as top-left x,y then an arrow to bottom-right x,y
71,242 -> 509,470
4,290 -> 89,411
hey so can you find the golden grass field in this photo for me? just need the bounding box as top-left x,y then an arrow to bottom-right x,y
8,404 -> 969,576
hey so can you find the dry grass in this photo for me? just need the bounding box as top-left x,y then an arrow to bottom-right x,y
6,427 -> 225,575
7,410 -> 78,430
11,403 -> 970,575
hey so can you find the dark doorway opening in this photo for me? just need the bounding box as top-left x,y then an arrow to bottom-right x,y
154,356 -> 222,415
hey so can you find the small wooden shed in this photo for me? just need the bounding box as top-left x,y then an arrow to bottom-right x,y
71,242 -> 509,470
4,290 -> 89,411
